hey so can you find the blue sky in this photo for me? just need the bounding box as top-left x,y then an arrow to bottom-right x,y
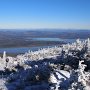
0,0 -> 90,29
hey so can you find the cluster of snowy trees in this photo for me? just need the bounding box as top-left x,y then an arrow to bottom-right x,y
0,39 -> 90,90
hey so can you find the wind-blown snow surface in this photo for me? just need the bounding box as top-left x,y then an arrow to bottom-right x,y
0,39 -> 90,90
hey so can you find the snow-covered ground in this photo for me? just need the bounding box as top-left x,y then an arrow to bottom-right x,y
0,39 -> 90,90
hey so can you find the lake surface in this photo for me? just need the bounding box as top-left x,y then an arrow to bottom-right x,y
0,46 -> 53,54
31,38 -> 84,43
31,38 -> 61,41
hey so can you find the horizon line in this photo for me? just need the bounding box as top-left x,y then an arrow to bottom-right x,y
0,28 -> 90,30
